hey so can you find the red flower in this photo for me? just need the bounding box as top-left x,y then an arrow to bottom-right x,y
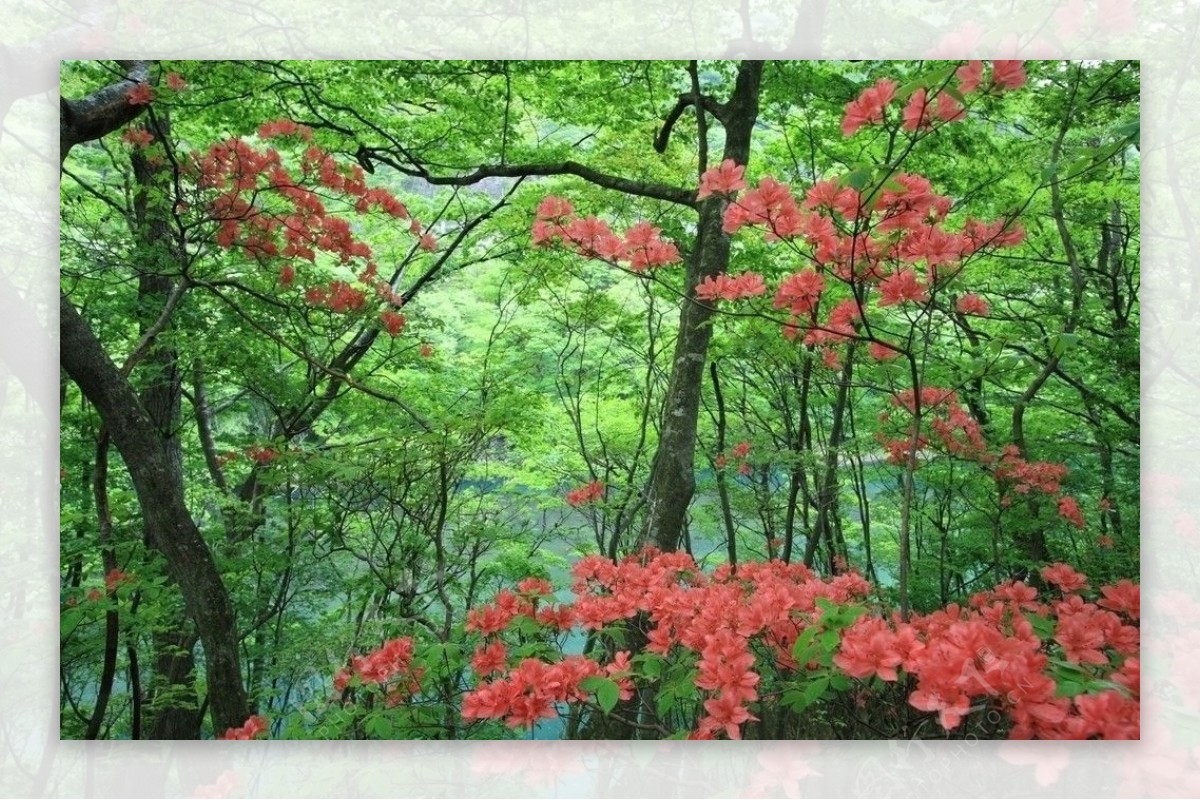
700,692 -> 758,739
869,341 -> 902,361
219,715 -> 268,740
536,195 -> 574,220
381,311 -> 406,337
878,269 -> 928,306
695,271 -> 766,303
566,480 -> 604,507
956,293 -> 990,316
1057,496 -> 1085,529
698,159 -> 747,199
245,444 -> 278,464
991,60 -> 1027,91
471,642 -> 508,676
104,568 -> 131,591
126,82 -> 155,105
1041,563 -> 1089,593
909,686 -> 971,730
166,72 -> 188,92
956,60 -> 984,93
121,128 -> 154,148
841,78 -> 897,137
1098,580 -> 1139,620
774,269 -> 825,315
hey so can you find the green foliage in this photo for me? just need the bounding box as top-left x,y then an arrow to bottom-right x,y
59,59 -> 1138,739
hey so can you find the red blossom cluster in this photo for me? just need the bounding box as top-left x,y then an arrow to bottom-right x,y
711,166 -> 1022,361
715,441 -> 752,475
245,444 -> 279,464
875,390 -> 1087,530
104,568 -> 132,592
121,128 -> 154,148
902,88 -> 966,131
678,68 -> 1029,362
463,654 -> 612,728
332,637 -> 424,707
841,60 -> 1026,139
463,549 -> 873,739
697,159 -> 748,199
532,197 -> 680,272
841,78 -> 898,137
189,121 -> 429,335
695,271 -> 766,303
460,550 -> 1138,740
126,82 -> 154,106
537,79 -> 1025,372
565,480 -> 605,507
956,292 -> 991,316
218,714 -> 268,740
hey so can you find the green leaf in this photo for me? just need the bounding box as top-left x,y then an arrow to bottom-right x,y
634,652 -> 665,680
843,167 -> 873,191
791,625 -> 820,663
1113,119 -> 1139,147
363,713 -> 396,739
1048,332 -> 1080,358
783,676 -> 831,713
582,676 -> 620,713
1024,612 -> 1056,640
804,676 -> 831,704
655,687 -> 676,718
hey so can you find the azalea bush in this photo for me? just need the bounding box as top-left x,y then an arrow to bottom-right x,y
455,550 -> 1138,739
233,548 -> 1137,740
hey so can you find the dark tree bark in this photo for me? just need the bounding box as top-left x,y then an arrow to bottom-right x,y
60,294 -> 250,734
127,126 -> 204,739
640,60 -> 763,551
60,60 -> 151,164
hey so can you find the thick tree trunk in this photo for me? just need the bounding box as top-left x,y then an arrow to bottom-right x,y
129,127 -> 205,740
641,61 -> 763,551
60,294 -> 250,734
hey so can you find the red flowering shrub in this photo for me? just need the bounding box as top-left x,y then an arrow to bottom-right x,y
179,122 -> 431,337
219,714 -> 268,740
565,480 -> 605,507
458,550 -> 1138,740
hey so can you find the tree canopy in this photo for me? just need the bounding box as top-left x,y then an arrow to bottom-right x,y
60,58 -> 1138,740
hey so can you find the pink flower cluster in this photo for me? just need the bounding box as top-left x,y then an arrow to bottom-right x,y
532,198 -> 680,272
565,480 -> 605,507
460,551 -> 1138,740
875,390 -> 1088,532
332,637 -> 424,706
192,124 -> 429,336
218,714 -> 268,740
714,441 -> 752,475
695,271 -> 767,303
841,60 -> 1027,139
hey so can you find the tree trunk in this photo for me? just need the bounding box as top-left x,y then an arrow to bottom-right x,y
60,295 -> 250,734
641,60 -> 763,551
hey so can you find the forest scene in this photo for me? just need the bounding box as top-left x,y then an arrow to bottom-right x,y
59,59 -> 1139,741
